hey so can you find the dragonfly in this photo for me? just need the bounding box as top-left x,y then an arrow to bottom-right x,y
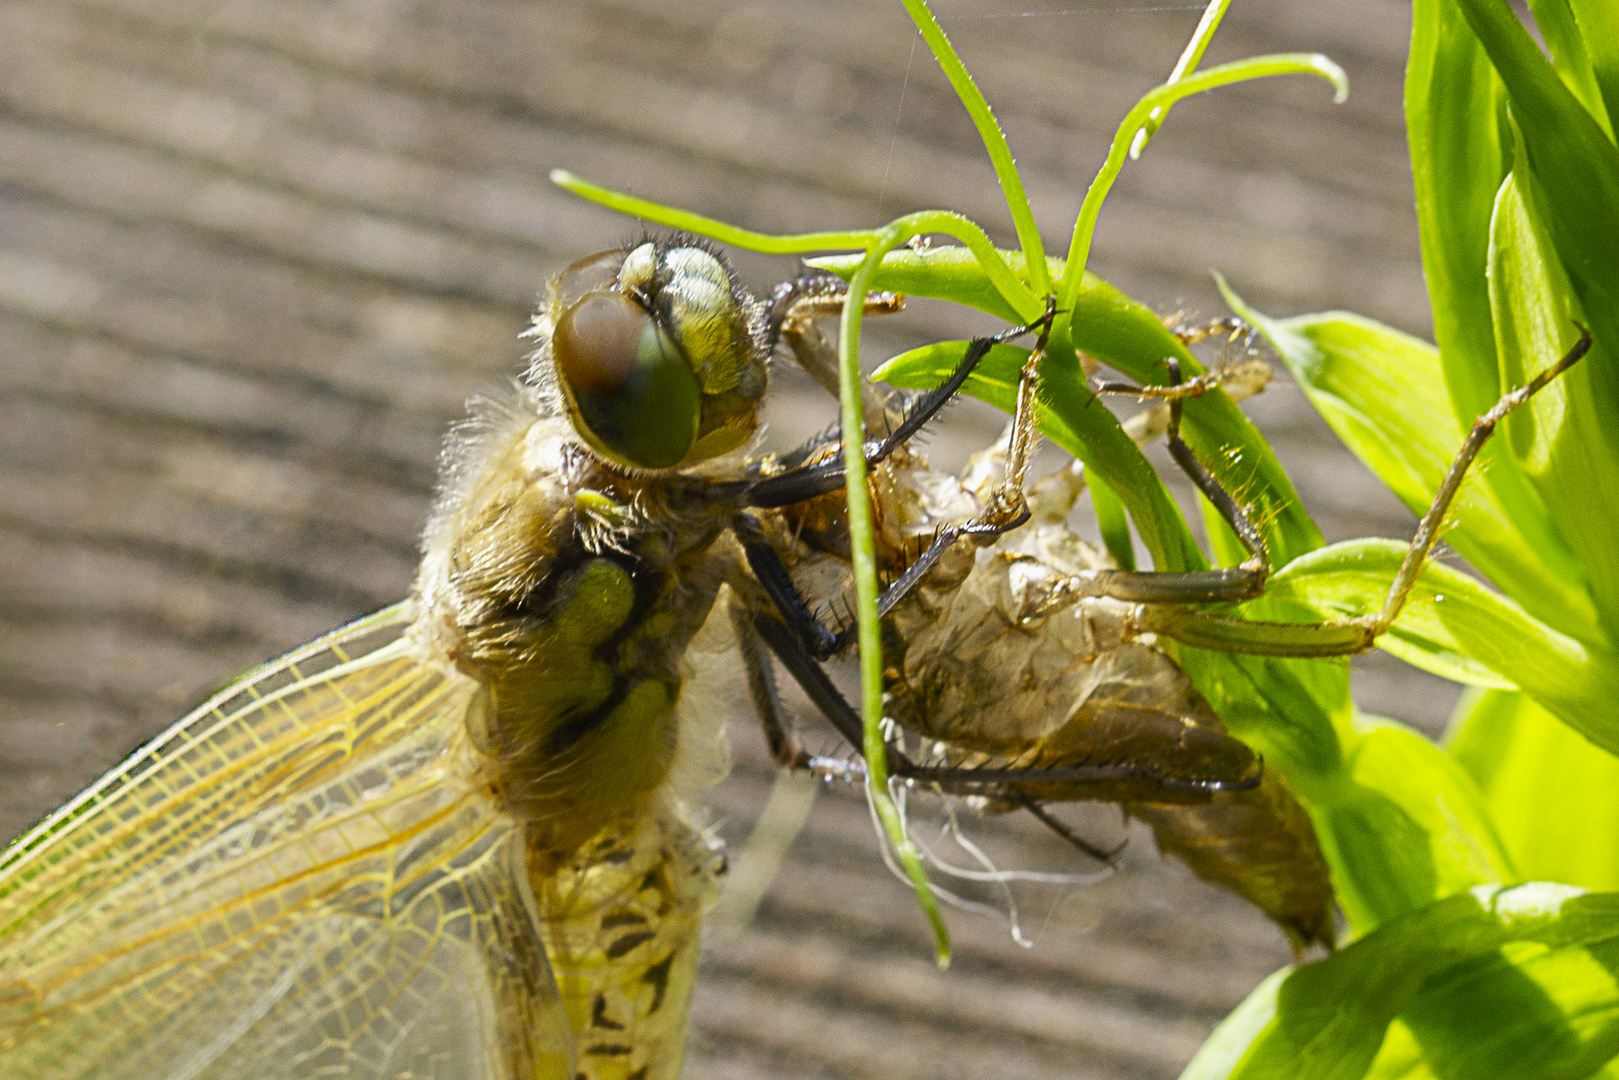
0,236 -> 1590,1079
0,237 -> 1084,1080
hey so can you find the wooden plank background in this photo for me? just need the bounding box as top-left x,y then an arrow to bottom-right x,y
0,0 -> 1466,1076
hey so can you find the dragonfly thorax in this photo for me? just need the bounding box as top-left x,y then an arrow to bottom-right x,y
413,399 -> 737,871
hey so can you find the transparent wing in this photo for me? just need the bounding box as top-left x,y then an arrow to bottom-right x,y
0,604 -> 572,1079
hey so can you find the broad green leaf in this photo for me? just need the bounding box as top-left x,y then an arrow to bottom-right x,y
809,246 -> 1035,324
1565,0 -> 1619,137
1458,0 -> 1619,324
1456,3 -> 1619,584
1489,165 -> 1619,642
1407,0 -> 1510,419
1307,721 -> 1512,933
1449,689 -> 1619,892
817,246 -> 1207,387
1260,539 -> 1619,756
1366,938 -> 1619,1080
1224,291 -> 1597,640
1404,0 -> 1565,574
1526,0 -> 1615,139
1225,884 -> 1619,1080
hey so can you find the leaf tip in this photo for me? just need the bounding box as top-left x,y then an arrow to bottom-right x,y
1313,54 -> 1350,103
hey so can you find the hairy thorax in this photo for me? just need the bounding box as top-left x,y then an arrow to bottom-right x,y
413,400 -> 733,871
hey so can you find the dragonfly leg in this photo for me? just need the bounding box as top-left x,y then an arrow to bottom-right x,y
1139,325 -> 1594,656
728,600 -> 813,769
732,302 -> 1061,660
1043,355 -> 1275,608
741,605 -> 1256,816
766,272 -> 905,424
721,308 -> 1058,510
732,511 -> 841,659
837,299 -> 1081,618
734,506 -> 1024,660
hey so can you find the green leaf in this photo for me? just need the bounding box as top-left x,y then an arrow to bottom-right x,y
1224,884 -> 1619,1080
1404,0 -> 1569,582
1406,0 -> 1511,420
1261,539 -> 1619,756
1449,689 -> 1619,892
1458,0 -> 1619,316
1526,0 -> 1615,139
1201,651 -> 1350,779
1055,51 -> 1347,312
1564,0 -> 1619,137
1488,165 -> 1619,642
1090,476 -> 1136,571
1131,0 -> 1235,157
899,0 -> 1050,295
1456,1 -> 1619,565
1223,290 -> 1597,640
1366,937 -> 1619,1080
1308,721 -> 1513,933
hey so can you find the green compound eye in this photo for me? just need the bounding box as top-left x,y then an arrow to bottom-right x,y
553,290 -> 701,470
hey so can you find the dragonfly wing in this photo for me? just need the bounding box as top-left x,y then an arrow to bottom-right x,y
0,604 -> 573,1079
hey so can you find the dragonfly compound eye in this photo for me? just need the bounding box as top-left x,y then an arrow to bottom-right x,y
553,288 -> 702,470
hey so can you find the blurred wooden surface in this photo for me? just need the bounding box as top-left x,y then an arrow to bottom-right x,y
0,0 -> 1463,1076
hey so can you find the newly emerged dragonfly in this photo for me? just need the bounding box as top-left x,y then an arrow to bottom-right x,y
0,236 -> 1590,1079
0,238 -> 1078,1080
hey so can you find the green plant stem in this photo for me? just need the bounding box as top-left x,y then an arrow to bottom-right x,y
840,220 -> 953,965
900,0 -> 1051,295
551,170 -> 1042,322
1056,53 -> 1348,316
1130,0 -> 1234,157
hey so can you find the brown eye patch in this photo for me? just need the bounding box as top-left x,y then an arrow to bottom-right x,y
555,291 -> 648,394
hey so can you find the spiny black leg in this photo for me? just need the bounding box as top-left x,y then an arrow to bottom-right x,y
737,502 -> 1031,662
1015,794 -> 1126,866
716,311 -> 1056,510
729,600 -> 812,769
746,605 -> 1230,791
746,609 -> 880,753
888,761 -> 1259,793
734,512 -> 840,659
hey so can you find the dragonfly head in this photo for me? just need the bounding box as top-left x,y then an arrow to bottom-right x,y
531,239 -> 768,472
